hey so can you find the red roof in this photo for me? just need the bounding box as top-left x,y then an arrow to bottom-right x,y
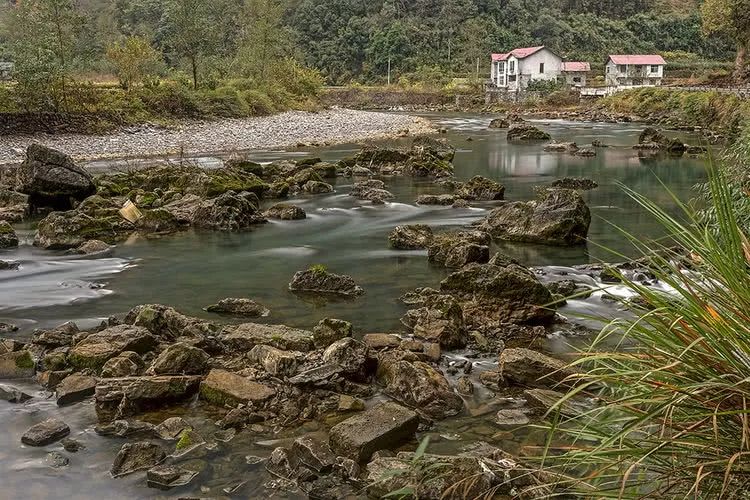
608,55 -> 666,65
562,62 -> 590,72
492,46 -> 546,61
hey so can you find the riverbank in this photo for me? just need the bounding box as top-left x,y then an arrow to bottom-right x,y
0,109 -> 435,165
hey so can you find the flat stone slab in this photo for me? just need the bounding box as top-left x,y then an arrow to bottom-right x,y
56,374 -> 97,406
329,401 -> 419,462
95,375 -> 201,422
199,369 -> 276,407
221,323 -> 315,352
21,419 -> 70,446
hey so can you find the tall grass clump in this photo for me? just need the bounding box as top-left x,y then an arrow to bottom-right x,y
540,160 -> 750,498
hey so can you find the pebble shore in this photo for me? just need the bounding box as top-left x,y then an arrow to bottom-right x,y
0,109 -> 435,164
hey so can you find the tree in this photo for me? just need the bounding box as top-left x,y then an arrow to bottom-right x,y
162,0 -> 214,89
7,0 -> 82,111
106,36 -> 162,89
234,0 -> 291,82
702,0 -> 750,81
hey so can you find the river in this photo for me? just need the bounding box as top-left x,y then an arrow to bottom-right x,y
0,114 -> 707,498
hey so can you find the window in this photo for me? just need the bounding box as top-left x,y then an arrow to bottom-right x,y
573,76 -> 581,83
509,75 -> 517,82
539,62 -> 544,74
509,61 -> 515,73
499,62 -> 505,72
651,65 -> 659,73
618,65 -> 626,73
606,66 -> 610,74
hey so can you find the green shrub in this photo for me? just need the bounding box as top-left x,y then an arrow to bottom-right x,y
199,86 -> 250,118
240,89 -> 275,115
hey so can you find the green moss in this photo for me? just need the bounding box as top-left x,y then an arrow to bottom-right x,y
199,384 -> 241,408
308,263 -> 327,274
175,430 -> 193,450
14,351 -> 34,370
0,222 -> 14,235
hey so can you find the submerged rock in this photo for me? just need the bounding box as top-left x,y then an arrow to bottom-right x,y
544,141 -> 578,153
428,230 -> 490,268
192,191 -> 264,231
0,383 -> 32,403
0,260 -> 20,271
33,210 -> 117,250
74,239 -> 113,255
499,348 -> 573,388
289,267 -> 364,297
0,189 -> 30,222
263,202 -> 306,220
21,418 -> 70,446
0,221 -> 19,248
95,376 -> 201,422
388,224 -> 434,250
16,144 -> 95,208
329,401 -> 419,462
416,194 -> 456,206
550,177 -> 598,191
205,298 -> 270,317
477,188 -> 590,246
111,441 -> 166,478
507,124 -> 551,141
454,176 -> 505,201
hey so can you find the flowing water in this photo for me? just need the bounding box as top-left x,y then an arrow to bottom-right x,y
0,114 -> 708,498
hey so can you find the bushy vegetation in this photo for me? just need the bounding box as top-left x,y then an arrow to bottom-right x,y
540,160 -> 750,497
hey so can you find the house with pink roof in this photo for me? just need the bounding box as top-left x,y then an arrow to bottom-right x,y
562,61 -> 591,87
605,55 -> 666,87
490,46 -> 563,91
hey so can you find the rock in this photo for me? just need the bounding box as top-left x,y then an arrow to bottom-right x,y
322,338 -> 373,381
247,345 -> 301,377
146,464 -> 198,490
289,267 -> 364,297
357,187 -> 394,203
264,202 -> 306,220
74,239 -> 113,255
338,394 -> 365,412
101,352 -> 143,378
95,376 -> 201,422
574,148 -> 596,157
313,318 -> 353,348
686,145 -> 707,155
68,325 -> 158,371
205,298 -> 270,317
303,180 -> 334,194
551,177 -> 598,190
544,141 -> 578,153
21,419 -> 70,446
477,188 -> 590,246
403,295 -> 466,348
454,176 -> 505,201
199,369 -> 276,407
291,436 -> 337,473
428,230 -> 490,268
32,321 -> 78,348
33,210 -> 116,250
134,208 -> 181,234
61,438 -> 83,452
507,124 -> 551,141
37,370 -> 70,390
0,350 -> 35,378
16,144 -> 95,207
46,451 -> 69,468
329,402 -> 419,462
95,419 -> 156,437
149,342 -> 209,375
416,194 -> 456,206
363,333 -> 402,350
350,180 -> 386,198
0,189 -> 29,222
388,224 -> 434,250
377,358 -> 463,419
666,139 -> 687,155
0,260 -> 20,271
499,348 -> 572,388
439,260 -> 555,326
524,388 -> 587,417
496,409 -> 530,426
192,190 -> 264,231
110,441 -> 166,478
56,374 -> 97,406
592,139 -> 607,148
638,127 -> 669,147
154,416 -> 192,440
124,303 -> 217,342
456,376 -> 474,396
411,136 -> 456,162
488,117 -> 510,129
0,383 -> 32,403
221,322 -> 315,352
0,221 -> 18,248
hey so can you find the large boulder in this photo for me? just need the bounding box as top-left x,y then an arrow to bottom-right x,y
313,318 -> 353,348
68,325 -> 158,371
263,202 -> 306,220
0,221 -> 18,248
322,338 -> 374,381
454,176 -> 505,201
440,258 -> 555,326
16,144 -> 95,208
0,350 -> 35,378
124,303 -> 218,343
477,188 -> 590,246
95,375 -> 201,421
21,418 -> 70,446
221,322 -> 314,352
149,342 -> 210,375
377,357 -> 463,419
388,224 -> 434,250
428,230 -> 490,268
199,369 -> 276,407
33,210 -> 117,249
0,189 -> 29,222
289,267 -> 364,297
507,124 -> 551,142
110,442 -> 166,478
192,191 -> 264,231
56,374 -> 97,406
247,345 -> 301,377
329,402 -> 419,462
205,298 -> 270,317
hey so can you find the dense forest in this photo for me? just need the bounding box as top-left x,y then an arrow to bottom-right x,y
0,0 -> 741,87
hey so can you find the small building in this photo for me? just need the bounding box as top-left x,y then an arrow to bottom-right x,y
561,62 -> 590,87
490,46 -> 563,92
605,55 -> 666,87
0,62 -> 13,80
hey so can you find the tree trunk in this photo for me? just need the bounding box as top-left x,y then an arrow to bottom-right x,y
191,57 -> 198,90
734,41 -> 749,82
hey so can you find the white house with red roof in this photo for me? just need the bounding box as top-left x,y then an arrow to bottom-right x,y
605,55 -> 666,87
561,61 -> 591,87
490,46 -> 563,91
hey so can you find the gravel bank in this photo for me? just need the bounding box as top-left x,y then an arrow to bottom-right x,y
0,109 -> 435,165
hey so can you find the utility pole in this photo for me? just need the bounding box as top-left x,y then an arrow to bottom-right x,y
387,55 -> 391,86
476,57 -> 480,79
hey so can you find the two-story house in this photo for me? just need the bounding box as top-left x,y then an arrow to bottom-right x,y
490,46 -> 563,91
605,55 -> 666,87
